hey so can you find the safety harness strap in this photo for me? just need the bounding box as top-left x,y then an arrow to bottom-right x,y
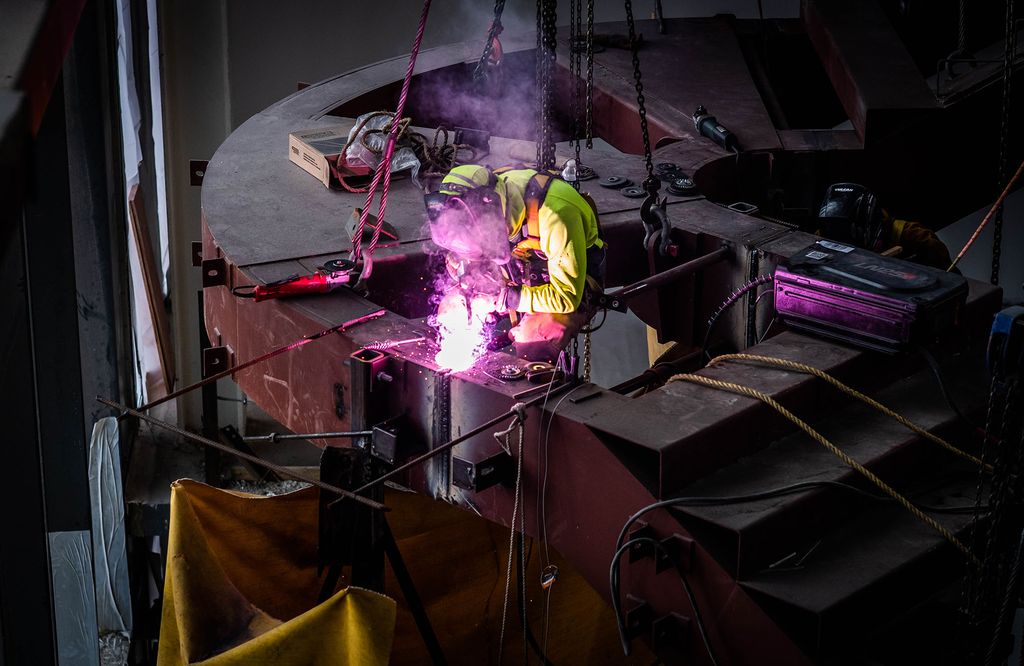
512,172 -> 555,255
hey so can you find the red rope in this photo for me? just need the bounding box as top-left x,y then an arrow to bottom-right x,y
350,0 -> 433,278
948,156 -> 1024,272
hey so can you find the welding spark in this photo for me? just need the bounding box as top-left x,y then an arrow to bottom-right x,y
431,290 -> 493,372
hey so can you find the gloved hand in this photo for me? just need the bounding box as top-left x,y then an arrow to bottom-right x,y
445,253 -> 466,285
471,287 -> 519,316
509,313 -> 573,346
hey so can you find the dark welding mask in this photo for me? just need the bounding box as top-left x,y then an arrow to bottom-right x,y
424,185 -> 510,264
818,183 -> 885,251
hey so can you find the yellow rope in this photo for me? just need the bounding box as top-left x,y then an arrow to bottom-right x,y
708,353 -> 986,470
667,372 -> 977,562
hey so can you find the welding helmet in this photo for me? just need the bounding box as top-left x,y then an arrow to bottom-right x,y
818,183 -> 885,251
425,165 -> 511,263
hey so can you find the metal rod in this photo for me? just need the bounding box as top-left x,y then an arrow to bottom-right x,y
98,397 -> 388,512
242,431 -> 373,443
606,244 -> 729,299
329,381 -> 577,507
607,246 -> 731,303
609,348 -> 703,394
137,308 -> 387,413
363,336 -> 426,351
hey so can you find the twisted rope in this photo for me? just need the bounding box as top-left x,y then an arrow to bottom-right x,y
350,0 -> 432,277
667,372 -> 976,561
708,354 -> 985,469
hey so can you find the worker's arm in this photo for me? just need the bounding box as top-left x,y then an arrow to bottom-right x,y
891,218 -> 955,270
504,204 -> 588,315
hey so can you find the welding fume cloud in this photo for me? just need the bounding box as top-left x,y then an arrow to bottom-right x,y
425,169 -> 510,372
424,164 -> 606,371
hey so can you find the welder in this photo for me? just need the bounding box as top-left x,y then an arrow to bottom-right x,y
425,164 -> 605,362
817,182 -> 955,270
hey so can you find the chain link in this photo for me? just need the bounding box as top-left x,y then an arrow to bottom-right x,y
473,0 -> 506,83
585,0 -> 595,149
965,378 -> 1024,662
992,0 -> 1017,284
535,0 -> 558,170
583,330 -> 592,383
623,0 -> 655,187
569,0 -> 582,189
965,374 -> 1003,634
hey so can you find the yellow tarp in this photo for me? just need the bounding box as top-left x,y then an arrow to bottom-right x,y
158,479 -> 649,664
157,480 -> 396,666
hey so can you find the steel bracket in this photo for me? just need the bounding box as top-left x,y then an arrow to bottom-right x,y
189,159 -> 209,186
624,595 -> 653,641
201,257 -> 227,287
370,417 -> 402,465
656,533 -> 695,573
627,521 -> 657,563
652,612 -> 691,653
202,346 -> 230,379
451,450 -> 513,492
333,383 -> 345,419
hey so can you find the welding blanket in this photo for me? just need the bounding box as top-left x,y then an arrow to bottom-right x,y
156,480 -> 395,666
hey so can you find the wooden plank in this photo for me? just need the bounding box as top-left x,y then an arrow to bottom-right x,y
128,183 -> 175,392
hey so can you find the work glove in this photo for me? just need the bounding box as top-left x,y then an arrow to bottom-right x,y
445,253 -> 466,285
500,285 -> 521,313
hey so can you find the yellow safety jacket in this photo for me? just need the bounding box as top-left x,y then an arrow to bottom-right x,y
496,168 -> 604,314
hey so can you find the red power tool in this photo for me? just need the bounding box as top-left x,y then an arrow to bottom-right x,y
232,259 -> 354,302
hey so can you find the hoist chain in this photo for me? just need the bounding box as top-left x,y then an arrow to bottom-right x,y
585,0 -> 595,149
623,0 -> 656,189
992,0 -> 1017,284
963,375 -> 1001,649
583,330 -> 592,383
965,378 -> 1024,662
569,0 -> 583,189
535,0 -> 558,169
473,0 -> 506,83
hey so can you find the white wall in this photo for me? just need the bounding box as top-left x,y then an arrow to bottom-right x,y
938,189 -> 1024,305
160,0 -> 233,428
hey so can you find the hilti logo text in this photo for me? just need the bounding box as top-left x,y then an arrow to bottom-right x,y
852,262 -> 917,281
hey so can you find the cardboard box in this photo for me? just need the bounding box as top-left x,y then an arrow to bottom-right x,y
288,122 -> 368,188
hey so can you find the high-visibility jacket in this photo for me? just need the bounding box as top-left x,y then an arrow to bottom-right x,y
439,165 -> 604,314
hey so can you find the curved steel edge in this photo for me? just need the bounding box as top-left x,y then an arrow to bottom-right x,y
198,28 -> 815,663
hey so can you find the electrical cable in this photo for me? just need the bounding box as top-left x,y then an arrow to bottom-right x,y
701,275 -> 774,362
515,533 -> 556,666
919,347 -> 981,432
497,416 -> 524,665
539,385 -> 584,653
610,536 -> 719,664
330,382 -> 575,506
580,307 -> 607,334
608,479 -> 988,657
756,316 -> 777,345
753,284 -> 774,343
